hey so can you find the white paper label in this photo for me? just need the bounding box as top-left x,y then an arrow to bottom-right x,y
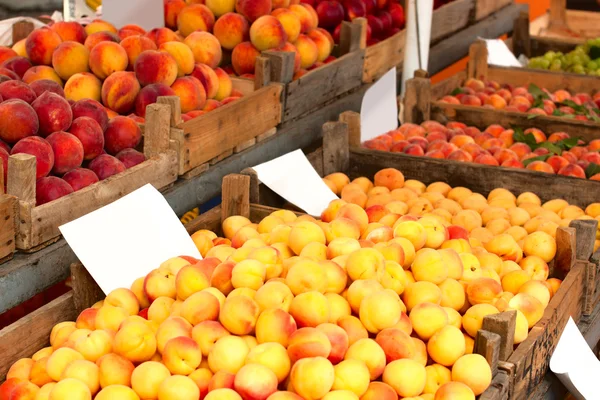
550,317 -> 600,400
102,0 -> 165,31
483,39 -> 522,68
252,149 -> 339,217
59,184 -> 201,295
361,67 -> 399,142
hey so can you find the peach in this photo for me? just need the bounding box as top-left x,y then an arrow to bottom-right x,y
219,294 -> 260,335
518,280 -> 551,307
509,293 -> 544,328
523,231 -> 556,262
11,136 -> 54,178
0,80 -> 36,106
44,131 -> 83,174
290,291 -> 329,327
171,76 -> 206,113
177,4 -> 216,37
427,325 -> 465,367
290,357 -> 335,399
434,382 -> 475,400
293,34 -> 318,69
94,385 -> 140,400
51,41 -> 89,81
249,16 -> 287,52
87,154 -> 126,180
246,342 -> 291,384
330,359 -> 370,396
185,32 -> 223,68
133,83 -> 176,117
411,248 -> 448,283
466,277 -> 502,305
423,364 -> 452,395
375,327 -> 416,363
214,13 -> 250,51
84,31 -> 120,52
382,359 -> 426,398
22,65 -> 62,88
159,42 -> 194,78
65,73 -> 102,102
120,36 -> 158,70
84,19 -> 117,35
60,359 -> 100,394
103,116 -> 142,155
180,291 -> 220,326
271,11 -> 301,45
402,281 -> 442,311
359,290 -> 402,334
0,47 -> 17,67
451,354 -> 491,396
145,27 -> 180,47
29,79 -> 65,98
88,42 -> 128,80
342,338 -> 386,381
101,71 -> 140,115
26,28 -> 62,66
461,304 -> 499,337
68,117 -> 104,161
208,335 -> 251,374
234,363 -> 279,399
409,302 -> 448,341
393,221 -> 427,250
130,361 -> 170,399
46,347 -> 84,381
236,0 -> 272,22
162,336 -> 202,375
48,378 -> 90,399
205,389 -> 242,400
192,320 -> 231,356
134,50 -> 178,87
35,176 -> 73,205
253,308 -> 296,347
438,277 -> 466,311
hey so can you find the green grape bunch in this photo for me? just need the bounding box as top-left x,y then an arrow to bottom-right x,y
527,39 -> 600,76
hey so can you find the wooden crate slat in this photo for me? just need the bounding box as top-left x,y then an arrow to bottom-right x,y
283,50 -> 365,122
363,29 -> 406,83
180,85 -> 282,172
22,151 -> 178,249
430,0 -> 475,43
474,0 -> 512,21
0,195 -> 16,262
0,292 -> 77,380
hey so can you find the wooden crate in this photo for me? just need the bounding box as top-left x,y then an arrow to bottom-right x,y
409,42 -> 600,142
473,0 -> 513,22
4,103 -> 178,252
529,0 -> 600,43
253,21 -> 364,122
361,0 -> 475,83
0,163 -> 16,263
164,77 -> 283,177
247,119 -> 600,400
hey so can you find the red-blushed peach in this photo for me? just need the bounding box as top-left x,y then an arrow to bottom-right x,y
31,92 -> 72,139
255,308 -> 297,347
85,19 -> 118,35
144,27 -> 180,47
177,4 -> 216,37
234,363 -> 279,399
231,41 -> 260,75
88,42 -> 128,80
63,168 -> 99,191
0,80 -> 37,104
159,41 -> 195,77
236,0 -> 272,22
83,31 -> 120,53
120,35 -> 158,70
118,24 -> 146,40
165,0 -> 188,30
289,3 -> 315,32
11,136 -> 54,178
104,116 -> 142,155
4,57 -> 33,79
35,177 -> 73,204
134,50 -> 178,87
171,76 -> 207,113
307,29 -> 332,62
64,72 -> 102,102
52,41 -> 89,81
71,98 -> 109,131
89,154 -> 126,180
45,131 -> 83,174
271,9 -> 301,43
133,83 -> 176,118
0,100 -> 39,145
68,117 -> 104,160
101,71 -> 140,114
0,46 -> 17,64
51,21 -> 87,43
208,371 -> 236,391
375,327 -> 416,363
214,67 -> 232,100
185,32 -> 223,68
30,80 -> 65,98
116,148 -> 146,168
213,13 -> 250,50
293,34 -> 318,69
344,338 -> 386,380
0,66 -> 19,81
191,63 -> 220,99
26,28 -> 62,65
219,294 -> 260,335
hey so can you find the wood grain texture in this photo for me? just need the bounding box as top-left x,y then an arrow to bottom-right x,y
157,96 -> 181,127
0,292 -> 77,381
555,226 -> 576,276
221,174 -> 250,222
144,103 -> 171,158
0,195 -> 16,263
512,10 -> 531,58
363,29 -> 406,83
70,263 -> 103,312
479,370 -> 511,400
475,330 -> 501,375
483,311 -> 517,362
570,219 -> 599,261
403,76 -> 431,124
473,0 -> 512,21
231,77 -> 256,96
346,148 -> 600,207
467,40 -> 488,80
23,151 -> 178,250
322,122 -> 349,176
339,111 -> 361,148
507,262 -> 585,400
486,65 -> 600,93
282,50 -> 364,122
430,0 -> 474,43
7,154 -> 35,204
180,85 -> 282,171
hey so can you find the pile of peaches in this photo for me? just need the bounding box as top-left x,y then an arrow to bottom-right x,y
364,120 -> 600,180
164,0 -> 335,80
439,78 -> 600,122
4,167 -> 600,400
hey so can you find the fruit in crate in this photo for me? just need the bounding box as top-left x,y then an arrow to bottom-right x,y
440,79 -> 600,123
527,38 -> 600,76
5,167 -> 599,399
363,120 -> 600,181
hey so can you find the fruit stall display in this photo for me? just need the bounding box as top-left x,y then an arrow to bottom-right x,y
1,166 -> 598,400
529,0 -> 600,44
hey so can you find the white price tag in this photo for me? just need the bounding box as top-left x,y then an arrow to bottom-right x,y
252,149 -> 338,217
361,67 -> 399,142
60,184 -> 200,294
550,317 -> 600,400
483,39 -> 522,68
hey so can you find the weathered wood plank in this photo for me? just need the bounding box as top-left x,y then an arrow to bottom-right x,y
362,29 -> 406,83
221,174 -> 250,222
430,0 -> 474,43
473,0 -> 512,21
0,195 -> 16,264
